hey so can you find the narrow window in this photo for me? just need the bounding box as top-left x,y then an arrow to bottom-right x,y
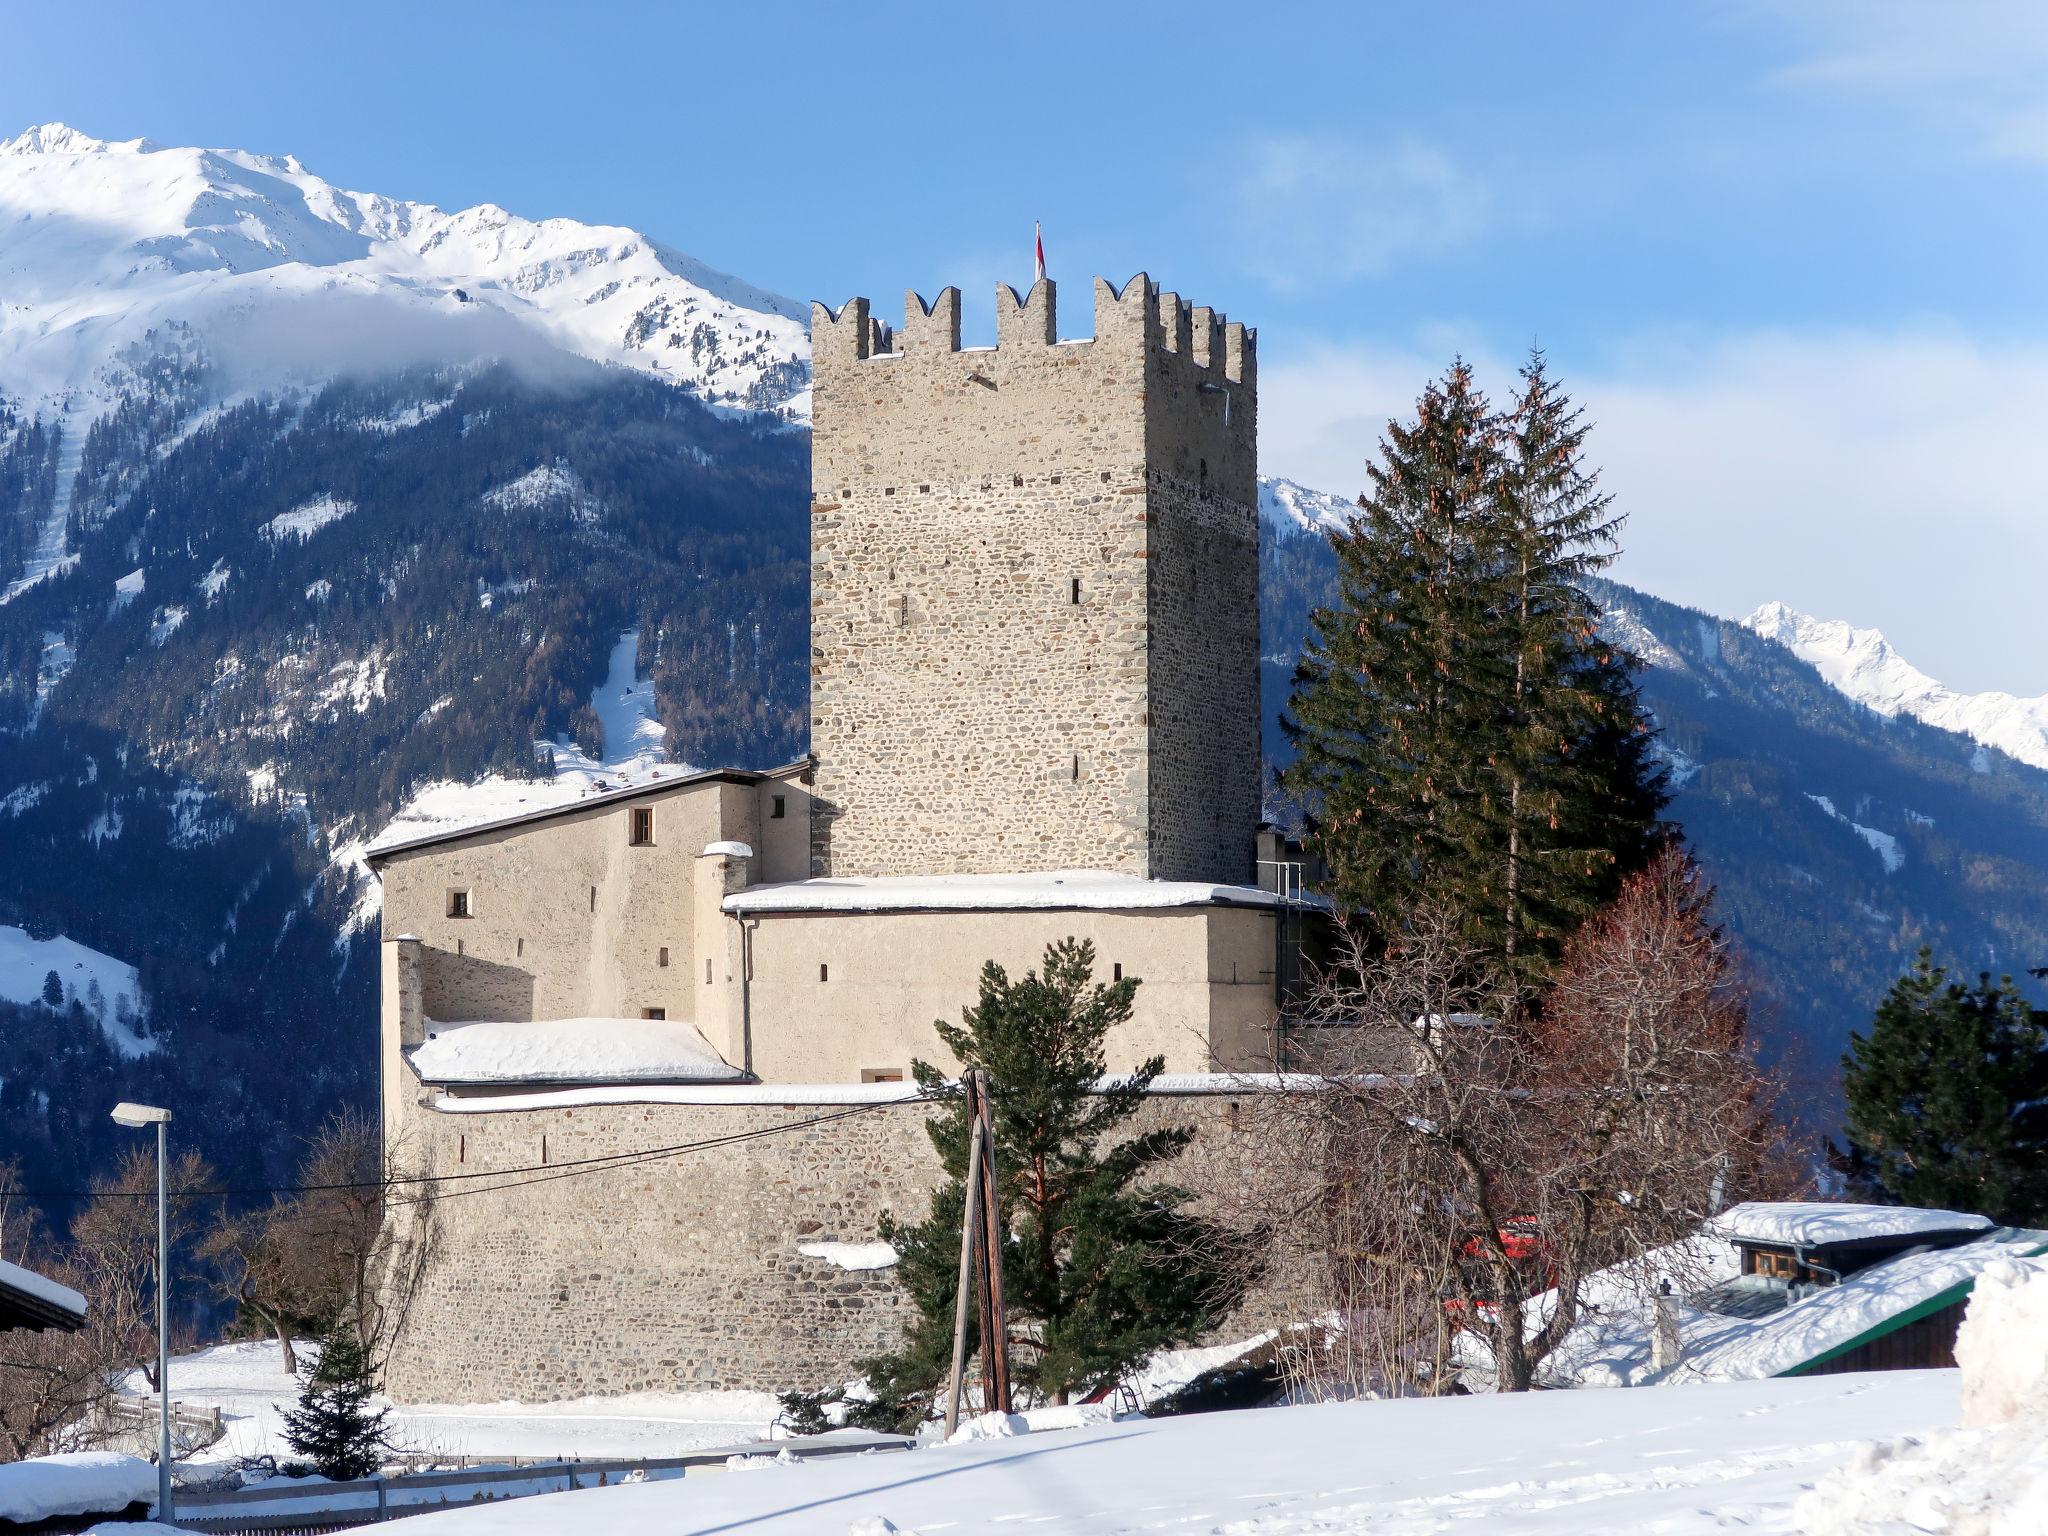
862,1067 -> 904,1084
820,962 -> 830,983
447,889 -> 471,919
1113,963 -> 1123,982
516,936 -> 524,958
455,938 -> 464,956
658,946 -> 670,968
1012,473 -> 1023,488
1199,457 -> 1209,484
1071,753 -> 1081,782
458,1134 -> 465,1165
771,794 -> 786,820
642,1007 -> 666,1020
706,958 -> 713,984
1070,577 -> 1081,605
590,885 -> 597,913
1226,1100 -> 1242,1133
541,1134 -> 548,1166
630,806 -> 655,846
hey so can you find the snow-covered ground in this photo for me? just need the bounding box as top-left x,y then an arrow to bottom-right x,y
384,1371 -> 1961,1535
0,922 -> 152,1055
1746,600 -> 2048,772
119,1342 -> 782,1465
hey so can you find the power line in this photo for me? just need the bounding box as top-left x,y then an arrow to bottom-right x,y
0,1094 -> 929,1205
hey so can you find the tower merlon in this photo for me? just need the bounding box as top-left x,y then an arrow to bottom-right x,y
903,287 -> 962,353
996,277 -> 1056,346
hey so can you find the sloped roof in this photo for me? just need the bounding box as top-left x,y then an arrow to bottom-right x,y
0,1257 -> 86,1332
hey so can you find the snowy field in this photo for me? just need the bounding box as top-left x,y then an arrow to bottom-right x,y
0,922 -> 152,1056
382,1371 -> 1961,1535
123,1342 -> 781,1464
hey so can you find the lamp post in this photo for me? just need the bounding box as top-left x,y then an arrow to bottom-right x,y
110,1102 -> 173,1524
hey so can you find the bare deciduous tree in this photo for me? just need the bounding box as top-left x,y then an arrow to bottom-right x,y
1271,848 -> 1798,1397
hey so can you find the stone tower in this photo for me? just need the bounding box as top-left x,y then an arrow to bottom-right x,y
808,275 -> 1259,885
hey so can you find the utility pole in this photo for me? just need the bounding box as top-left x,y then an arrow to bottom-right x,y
974,1070 -> 1012,1415
941,1106 -> 987,1441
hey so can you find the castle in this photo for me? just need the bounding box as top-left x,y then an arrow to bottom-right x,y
371,276 -> 1308,1402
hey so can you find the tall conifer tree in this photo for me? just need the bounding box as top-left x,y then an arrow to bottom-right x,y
1281,356 -> 1664,982
858,940 -> 1247,1425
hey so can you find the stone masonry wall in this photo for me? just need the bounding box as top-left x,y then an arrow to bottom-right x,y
808,275 -> 1258,884
381,1089 -> 1312,1405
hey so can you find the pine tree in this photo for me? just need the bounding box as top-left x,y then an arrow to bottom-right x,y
1491,353 -> 1667,977
1280,357 -> 1664,983
282,1316 -> 389,1480
858,939 -> 1250,1426
1843,951 -> 2048,1225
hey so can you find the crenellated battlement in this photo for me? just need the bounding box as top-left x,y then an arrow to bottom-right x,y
810,274 -> 1254,386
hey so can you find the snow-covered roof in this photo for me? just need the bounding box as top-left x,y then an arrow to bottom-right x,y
724,869 -> 1305,915
0,1452 -> 154,1523
427,1071 -> 1331,1115
366,759 -> 804,862
408,1016 -> 744,1086
1709,1201 -> 1994,1250
0,1256 -> 87,1330
703,841 -> 754,858
1510,1222 -> 2048,1390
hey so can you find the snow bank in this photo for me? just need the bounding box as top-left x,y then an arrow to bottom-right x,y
360,1372 -> 1962,1535
726,869 -> 1299,915
1958,1257 -> 2048,1428
1796,1257 -> 2048,1535
0,1255 -> 86,1320
0,1453 -> 154,1523
410,1016 -> 742,1086
946,1411 -> 1026,1444
1708,1201 -> 1992,1248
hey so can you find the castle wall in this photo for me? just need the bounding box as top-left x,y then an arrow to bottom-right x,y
381,1088 -> 1311,1405
808,277 -> 1258,884
736,905 -> 1280,1083
375,776 -> 757,1029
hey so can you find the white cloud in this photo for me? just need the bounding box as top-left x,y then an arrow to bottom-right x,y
1231,135 -> 1490,290
1260,327 -> 2048,695
1756,0 -> 2048,164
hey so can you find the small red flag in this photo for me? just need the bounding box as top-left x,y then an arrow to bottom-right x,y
1034,221 -> 1045,283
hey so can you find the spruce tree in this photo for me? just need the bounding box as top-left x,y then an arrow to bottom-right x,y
1843,951 -> 2048,1225
1491,353 -> 1667,976
282,1316 -> 390,1480
1281,357 -> 1664,983
858,939 -> 1249,1425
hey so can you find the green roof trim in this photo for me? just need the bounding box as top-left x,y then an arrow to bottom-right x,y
1777,1236 -> 2048,1378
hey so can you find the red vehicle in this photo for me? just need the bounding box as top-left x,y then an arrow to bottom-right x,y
1444,1219 -> 1557,1318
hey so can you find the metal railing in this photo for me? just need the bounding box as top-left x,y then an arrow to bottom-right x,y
97,1396 -> 226,1459
170,1433 -> 913,1534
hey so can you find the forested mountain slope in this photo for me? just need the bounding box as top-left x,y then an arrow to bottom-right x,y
1261,511 -> 2048,1103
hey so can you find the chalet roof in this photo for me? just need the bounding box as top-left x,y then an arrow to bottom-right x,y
724,869 -> 1305,916
1708,1202 -> 1995,1252
365,757 -> 807,865
0,1257 -> 86,1333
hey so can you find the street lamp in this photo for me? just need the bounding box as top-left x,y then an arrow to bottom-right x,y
110,1102 -> 173,1524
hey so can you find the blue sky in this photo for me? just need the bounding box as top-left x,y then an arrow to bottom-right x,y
5,1 -> 2046,690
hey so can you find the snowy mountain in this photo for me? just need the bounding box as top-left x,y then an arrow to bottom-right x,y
1743,601 -> 2048,774
0,123 -> 808,419
1257,477 -> 1357,538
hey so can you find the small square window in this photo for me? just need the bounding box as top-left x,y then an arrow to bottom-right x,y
861,1068 -> 904,1084
642,1007 -> 666,1020
447,889 -> 472,919
630,807 -> 655,846
771,794 -> 787,820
